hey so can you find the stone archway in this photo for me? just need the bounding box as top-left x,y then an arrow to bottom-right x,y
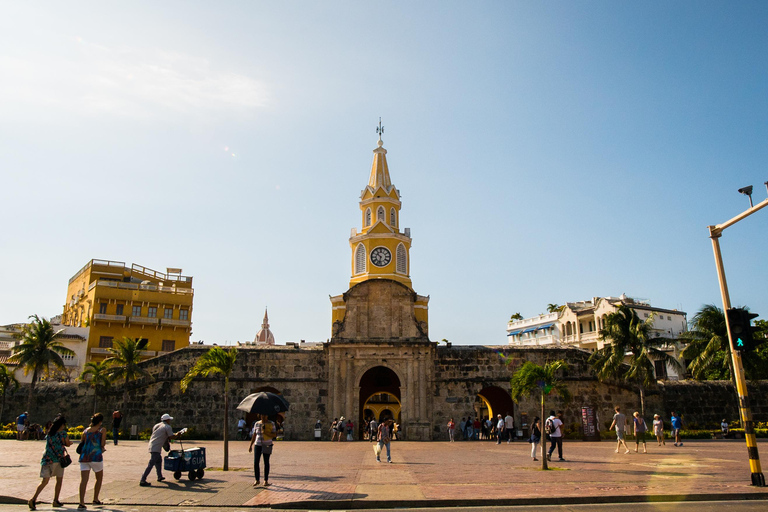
359,366 -> 401,439
476,385 -> 515,424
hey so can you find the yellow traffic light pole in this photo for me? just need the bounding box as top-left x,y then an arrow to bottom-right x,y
708,192 -> 768,487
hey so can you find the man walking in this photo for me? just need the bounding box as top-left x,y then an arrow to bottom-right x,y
112,410 -> 122,445
504,411 -> 515,443
16,412 -> 28,441
671,411 -> 683,446
376,419 -> 394,463
495,414 -> 504,444
368,417 -> 378,442
140,413 -> 182,486
610,406 -> 631,454
546,410 -> 564,461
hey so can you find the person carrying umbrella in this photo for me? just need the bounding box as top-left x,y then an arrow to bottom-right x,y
248,415 -> 276,487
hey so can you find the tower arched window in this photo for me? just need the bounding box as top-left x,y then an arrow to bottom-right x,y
355,244 -> 366,274
390,208 -> 396,227
377,206 -> 385,223
396,243 -> 407,274
365,208 -> 371,227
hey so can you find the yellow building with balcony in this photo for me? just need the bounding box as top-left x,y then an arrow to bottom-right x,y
61,259 -> 193,362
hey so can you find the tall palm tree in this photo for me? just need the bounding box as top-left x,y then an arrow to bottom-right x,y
679,304 -> 732,381
510,312 -> 523,321
181,346 -> 238,471
0,363 -> 19,425
590,305 -> 682,416
9,315 -> 75,410
80,361 -> 113,414
104,337 -> 151,409
509,360 -> 571,470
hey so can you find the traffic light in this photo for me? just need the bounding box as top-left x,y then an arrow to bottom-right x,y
726,308 -> 760,352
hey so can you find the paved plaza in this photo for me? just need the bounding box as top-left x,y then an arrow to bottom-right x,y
1,438 -> 767,509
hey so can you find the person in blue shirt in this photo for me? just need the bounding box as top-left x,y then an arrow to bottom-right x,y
671,411 -> 683,447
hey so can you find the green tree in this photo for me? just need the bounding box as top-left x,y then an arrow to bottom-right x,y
510,312 -> 523,321
590,305 -> 682,416
0,363 -> 20,425
80,361 -> 113,414
678,304 -> 732,381
509,360 -> 571,470
546,304 -> 563,313
9,315 -> 75,410
104,337 -> 151,408
181,346 -> 238,471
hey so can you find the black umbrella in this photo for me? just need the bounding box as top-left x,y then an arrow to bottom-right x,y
236,392 -> 290,415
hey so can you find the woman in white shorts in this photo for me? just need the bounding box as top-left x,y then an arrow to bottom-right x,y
77,413 -> 107,509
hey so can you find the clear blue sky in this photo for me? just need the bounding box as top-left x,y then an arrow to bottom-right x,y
1,1 -> 766,345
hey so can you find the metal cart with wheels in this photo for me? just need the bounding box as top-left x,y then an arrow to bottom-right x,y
163,432 -> 206,481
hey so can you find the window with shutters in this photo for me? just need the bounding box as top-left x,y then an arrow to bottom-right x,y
365,208 -> 371,226
396,243 -> 407,274
162,340 -> 176,352
355,244 -> 366,274
390,208 -> 396,227
377,206 -> 385,223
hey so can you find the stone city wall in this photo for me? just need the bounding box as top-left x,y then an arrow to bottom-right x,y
3,344 -> 766,440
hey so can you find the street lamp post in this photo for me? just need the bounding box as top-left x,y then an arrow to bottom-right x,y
707,182 -> 768,487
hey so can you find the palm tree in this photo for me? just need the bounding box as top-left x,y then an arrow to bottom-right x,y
510,312 -> 523,321
0,363 -> 19,424
509,360 -> 571,470
590,305 -> 682,416
104,337 -> 151,409
678,304 -> 732,381
547,304 -> 563,314
181,346 -> 238,471
9,315 -> 75,410
80,361 -> 113,414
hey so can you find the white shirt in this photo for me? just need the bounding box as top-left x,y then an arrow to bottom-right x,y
548,416 -> 563,438
504,415 -> 514,429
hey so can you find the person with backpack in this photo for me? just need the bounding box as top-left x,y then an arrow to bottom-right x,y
545,410 -> 564,461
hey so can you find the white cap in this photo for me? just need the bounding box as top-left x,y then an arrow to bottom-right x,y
161,414 -> 173,422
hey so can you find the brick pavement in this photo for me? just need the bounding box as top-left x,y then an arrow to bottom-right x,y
1,438 -> 767,508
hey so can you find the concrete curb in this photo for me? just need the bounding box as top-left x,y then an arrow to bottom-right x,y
269,492 -> 768,510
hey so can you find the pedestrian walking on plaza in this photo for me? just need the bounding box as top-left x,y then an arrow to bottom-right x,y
545,411 -> 564,461
632,412 -> 648,454
248,414 -> 277,486
28,413 -> 72,510
336,416 -> 346,442
346,419 -> 354,441
529,416 -> 541,461
610,406 -> 631,454
653,414 -> 665,445
458,417 -> 466,440
496,414 -> 504,445
447,418 -> 455,442
504,411 -> 515,443
465,416 -> 474,440
17,411 -> 29,441
721,418 -> 729,437
369,417 -> 378,442
330,418 -> 338,441
139,413 -> 182,486
473,417 -> 481,440
376,419 -> 394,463
111,410 -> 122,446
671,411 -> 683,446
78,413 -> 107,509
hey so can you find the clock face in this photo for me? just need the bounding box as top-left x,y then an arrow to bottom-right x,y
370,246 -> 392,267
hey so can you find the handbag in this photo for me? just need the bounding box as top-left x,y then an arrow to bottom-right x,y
60,452 -> 72,468
261,444 -> 273,455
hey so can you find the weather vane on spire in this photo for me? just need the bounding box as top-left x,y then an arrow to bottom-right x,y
376,117 -> 384,142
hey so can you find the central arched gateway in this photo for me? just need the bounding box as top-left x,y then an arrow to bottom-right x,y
359,366 -> 401,434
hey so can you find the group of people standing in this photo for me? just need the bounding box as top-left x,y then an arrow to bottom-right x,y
610,407 -> 685,454
448,413 -> 516,442
28,412 -> 108,511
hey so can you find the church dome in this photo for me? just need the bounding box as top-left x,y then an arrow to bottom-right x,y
254,308 -> 275,345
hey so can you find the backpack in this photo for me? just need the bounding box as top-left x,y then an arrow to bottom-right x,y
544,418 -> 554,434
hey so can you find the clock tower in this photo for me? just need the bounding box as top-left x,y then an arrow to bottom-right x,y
329,127 -> 429,340
348,137 -> 413,289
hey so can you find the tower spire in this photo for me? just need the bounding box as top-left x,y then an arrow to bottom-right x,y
368,118 -> 392,191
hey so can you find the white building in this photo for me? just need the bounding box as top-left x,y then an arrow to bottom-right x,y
507,295 -> 687,379
0,322 -> 89,383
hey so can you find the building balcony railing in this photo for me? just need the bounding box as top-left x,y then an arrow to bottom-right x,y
140,350 -> 157,357
93,314 -> 126,322
89,279 -> 193,295
129,317 -> 160,325
160,318 -> 191,327
90,347 -> 112,355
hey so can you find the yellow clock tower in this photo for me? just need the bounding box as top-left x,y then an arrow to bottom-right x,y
330,124 -> 429,340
